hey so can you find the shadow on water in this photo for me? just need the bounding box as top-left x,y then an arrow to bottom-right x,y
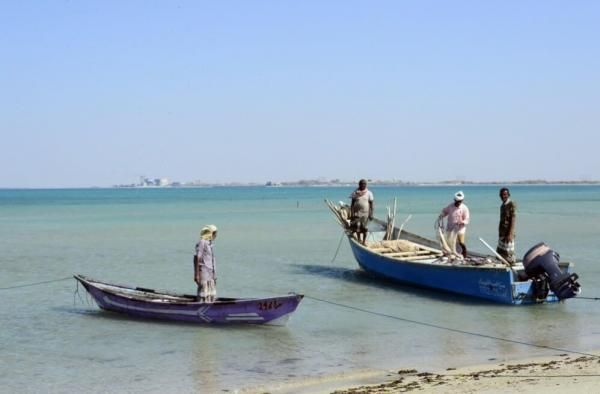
52,306 -> 274,331
290,263 -> 508,307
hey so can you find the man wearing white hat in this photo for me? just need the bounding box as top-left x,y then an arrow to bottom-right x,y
438,191 -> 470,258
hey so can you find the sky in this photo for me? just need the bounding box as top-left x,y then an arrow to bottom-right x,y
1,1 -> 599,188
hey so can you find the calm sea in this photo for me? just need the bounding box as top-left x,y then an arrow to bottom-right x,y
2,185 -> 600,393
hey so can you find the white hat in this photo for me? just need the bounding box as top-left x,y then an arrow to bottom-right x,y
454,191 -> 465,201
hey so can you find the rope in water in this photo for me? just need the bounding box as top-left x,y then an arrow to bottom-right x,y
303,294 -> 600,359
330,231 -> 346,263
0,276 -> 72,290
4,274 -> 600,360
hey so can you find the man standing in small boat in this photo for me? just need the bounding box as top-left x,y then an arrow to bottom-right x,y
350,179 -> 374,245
497,187 -> 517,264
438,191 -> 470,258
194,225 -> 218,303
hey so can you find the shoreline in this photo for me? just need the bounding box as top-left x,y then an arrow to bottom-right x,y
244,351 -> 600,394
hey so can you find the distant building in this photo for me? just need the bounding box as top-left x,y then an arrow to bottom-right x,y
140,176 -> 155,187
135,176 -> 171,187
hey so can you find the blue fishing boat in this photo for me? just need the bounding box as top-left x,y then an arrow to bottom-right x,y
326,200 -> 581,304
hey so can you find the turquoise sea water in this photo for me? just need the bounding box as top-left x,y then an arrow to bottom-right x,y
2,185 -> 600,393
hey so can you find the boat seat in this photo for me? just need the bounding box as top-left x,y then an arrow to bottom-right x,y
403,254 -> 442,261
384,250 -> 433,257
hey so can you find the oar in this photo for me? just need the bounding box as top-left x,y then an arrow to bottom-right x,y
479,237 -> 512,267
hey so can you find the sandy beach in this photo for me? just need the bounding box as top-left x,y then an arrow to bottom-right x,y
334,352 -> 600,394
249,351 -> 600,394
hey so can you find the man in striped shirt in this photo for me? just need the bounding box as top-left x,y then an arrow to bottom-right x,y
497,187 -> 517,264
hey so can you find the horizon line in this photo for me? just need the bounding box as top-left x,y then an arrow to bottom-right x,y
2,179 -> 600,190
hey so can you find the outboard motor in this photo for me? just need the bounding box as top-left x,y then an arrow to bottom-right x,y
523,243 -> 581,300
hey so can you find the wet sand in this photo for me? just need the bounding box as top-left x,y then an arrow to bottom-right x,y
331,352 -> 600,394
247,351 -> 600,393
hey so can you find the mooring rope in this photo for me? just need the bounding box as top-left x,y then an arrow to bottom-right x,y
3,273 -> 599,359
331,231 -> 346,263
572,296 -> 600,301
303,294 -> 600,359
73,280 -> 88,306
0,276 -> 72,290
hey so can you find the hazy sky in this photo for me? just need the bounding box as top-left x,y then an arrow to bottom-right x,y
2,1 -> 599,187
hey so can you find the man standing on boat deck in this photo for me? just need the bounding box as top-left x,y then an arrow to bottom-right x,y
438,191 -> 470,258
497,187 -> 517,264
350,179 -> 374,245
194,225 -> 218,303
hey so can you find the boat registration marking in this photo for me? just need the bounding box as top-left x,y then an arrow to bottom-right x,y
478,279 -> 508,296
258,300 -> 283,310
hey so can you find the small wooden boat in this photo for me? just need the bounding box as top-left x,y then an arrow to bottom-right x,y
325,200 -> 580,305
74,275 -> 303,325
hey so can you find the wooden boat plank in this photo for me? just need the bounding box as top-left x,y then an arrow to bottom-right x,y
410,243 -> 443,254
369,247 -> 393,252
402,254 -> 444,261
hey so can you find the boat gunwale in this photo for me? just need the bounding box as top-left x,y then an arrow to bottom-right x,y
74,275 -> 302,306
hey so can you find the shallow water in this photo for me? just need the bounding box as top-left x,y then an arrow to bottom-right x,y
2,185 -> 600,393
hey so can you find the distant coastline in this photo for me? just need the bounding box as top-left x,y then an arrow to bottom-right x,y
3,179 -> 600,190
112,178 -> 600,188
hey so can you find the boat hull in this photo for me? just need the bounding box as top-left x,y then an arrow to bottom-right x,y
348,238 -> 561,304
75,275 -> 303,325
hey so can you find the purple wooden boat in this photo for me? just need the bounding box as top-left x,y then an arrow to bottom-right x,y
74,275 -> 303,325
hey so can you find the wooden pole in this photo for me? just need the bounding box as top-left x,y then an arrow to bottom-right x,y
385,206 -> 392,240
479,237 -> 512,267
396,214 -> 412,240
324,199 -> 346,229
389,198 -> 397,241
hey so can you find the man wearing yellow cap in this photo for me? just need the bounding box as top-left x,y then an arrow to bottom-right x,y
194,225 -> 218,302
